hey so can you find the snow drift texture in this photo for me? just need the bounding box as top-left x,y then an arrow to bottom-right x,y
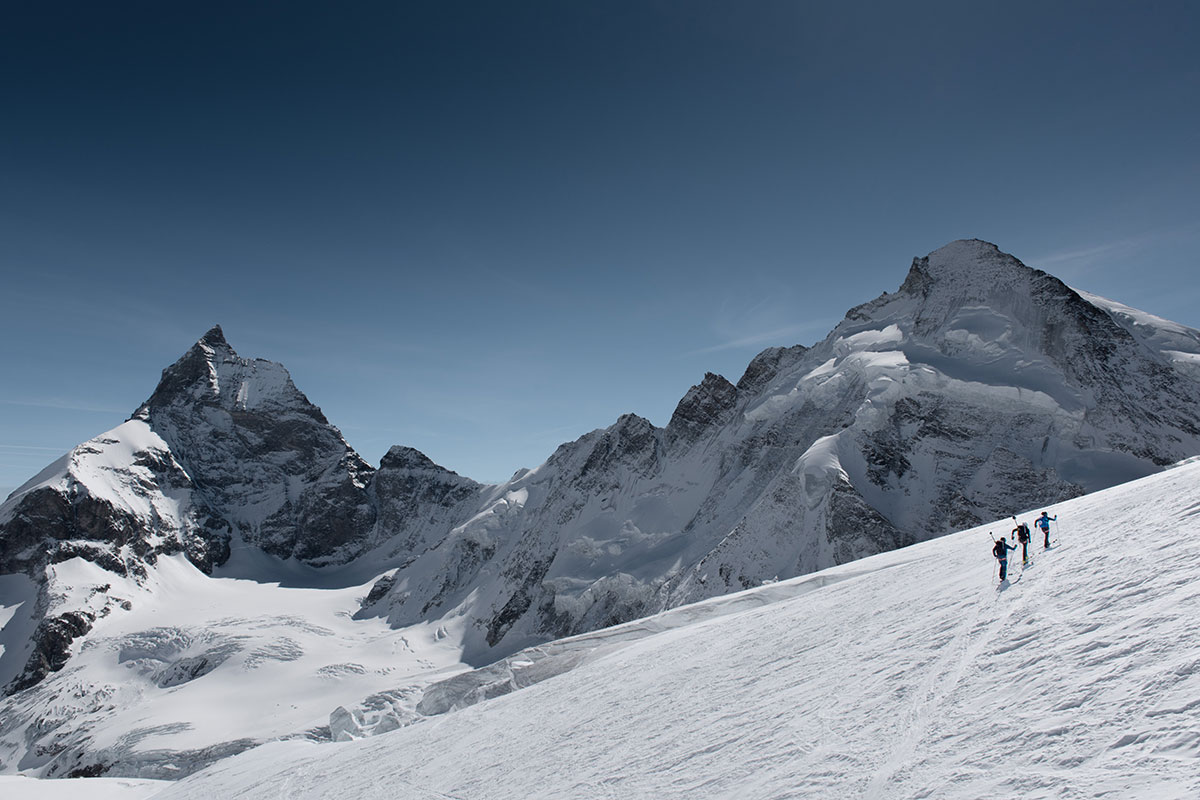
2,239 -> 1200,779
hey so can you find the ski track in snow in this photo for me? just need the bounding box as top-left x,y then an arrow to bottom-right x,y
120,461 -> 1200,800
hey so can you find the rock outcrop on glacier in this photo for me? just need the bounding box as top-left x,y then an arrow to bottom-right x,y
2,240 -> 1200,778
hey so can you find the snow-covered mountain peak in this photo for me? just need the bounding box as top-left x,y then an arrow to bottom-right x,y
913,238 -> 1018,283
819,239 -> 1099,384
133,326 -> 313,421
924,237 -> 1007,272
889,238 -> 1039,314
122,328 -> 378,562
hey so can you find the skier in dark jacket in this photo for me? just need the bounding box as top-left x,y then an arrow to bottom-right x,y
1036,512 -> 1057,548
1012,519 -> 1032,564
993,537 -> 1018,581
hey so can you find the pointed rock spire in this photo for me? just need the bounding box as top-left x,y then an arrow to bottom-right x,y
380,445 -> 451,473
667,372 -> 738,446
737,345 -> 809,393
198,324 -> 229,349
133,325 -> 308,421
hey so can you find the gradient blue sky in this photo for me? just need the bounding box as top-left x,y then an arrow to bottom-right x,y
2,1 -> 1198,494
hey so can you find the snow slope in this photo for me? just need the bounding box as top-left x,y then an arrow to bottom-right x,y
0,775 -> 165,799
141,458 -> 1200,800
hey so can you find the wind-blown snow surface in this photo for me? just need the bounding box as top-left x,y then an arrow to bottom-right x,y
0,775 -> 165,799
129,459 -> 1200,800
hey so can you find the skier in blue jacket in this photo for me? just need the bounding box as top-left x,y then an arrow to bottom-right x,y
993,536 -> 1018,582
1036,512 -> 1056,548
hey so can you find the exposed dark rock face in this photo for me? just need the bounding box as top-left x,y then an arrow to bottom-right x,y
155,652 -> 226,688
359,574 -> 395,612
736,344 -> 809,392
0,446 -> 201,579
666,373 -> 739,448
131,325 -> 378,565
575,414 -> 661,485
370,445 -> 482,562
826,478 -> 915,565
486,556 -> 554,647
379,446 -> 444,471
7,611 -> 95,694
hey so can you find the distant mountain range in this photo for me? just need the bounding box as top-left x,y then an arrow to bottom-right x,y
2,239 -> 1199,778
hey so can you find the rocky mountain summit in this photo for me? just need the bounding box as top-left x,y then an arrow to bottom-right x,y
373,239 -> 1200,660
3,240 -> 1200,777
0,325 -> 376,582
131,324 -> 378,566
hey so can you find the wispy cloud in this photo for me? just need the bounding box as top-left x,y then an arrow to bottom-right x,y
1032,240 -> 1136,266
0,444 -> 68,452
686,323 -> 829,356
1029,222 -> 1200,273
0,398 -> 127,414
684,287 -> 835,357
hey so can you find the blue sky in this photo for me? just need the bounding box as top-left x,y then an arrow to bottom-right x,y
1,1 -> 1198,494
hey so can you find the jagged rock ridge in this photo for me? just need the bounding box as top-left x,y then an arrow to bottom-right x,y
3,240 -> 1200,777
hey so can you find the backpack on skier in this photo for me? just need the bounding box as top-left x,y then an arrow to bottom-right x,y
992,538 -> 1016,581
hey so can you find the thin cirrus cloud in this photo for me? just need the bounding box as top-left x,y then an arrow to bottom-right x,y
0,398 -> 129,414
1030,223 -> 1200,272
687,322 -> 833,357
1030,239 -> 1148,271
685,289 -> 839,358
0,444 -> 68,452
